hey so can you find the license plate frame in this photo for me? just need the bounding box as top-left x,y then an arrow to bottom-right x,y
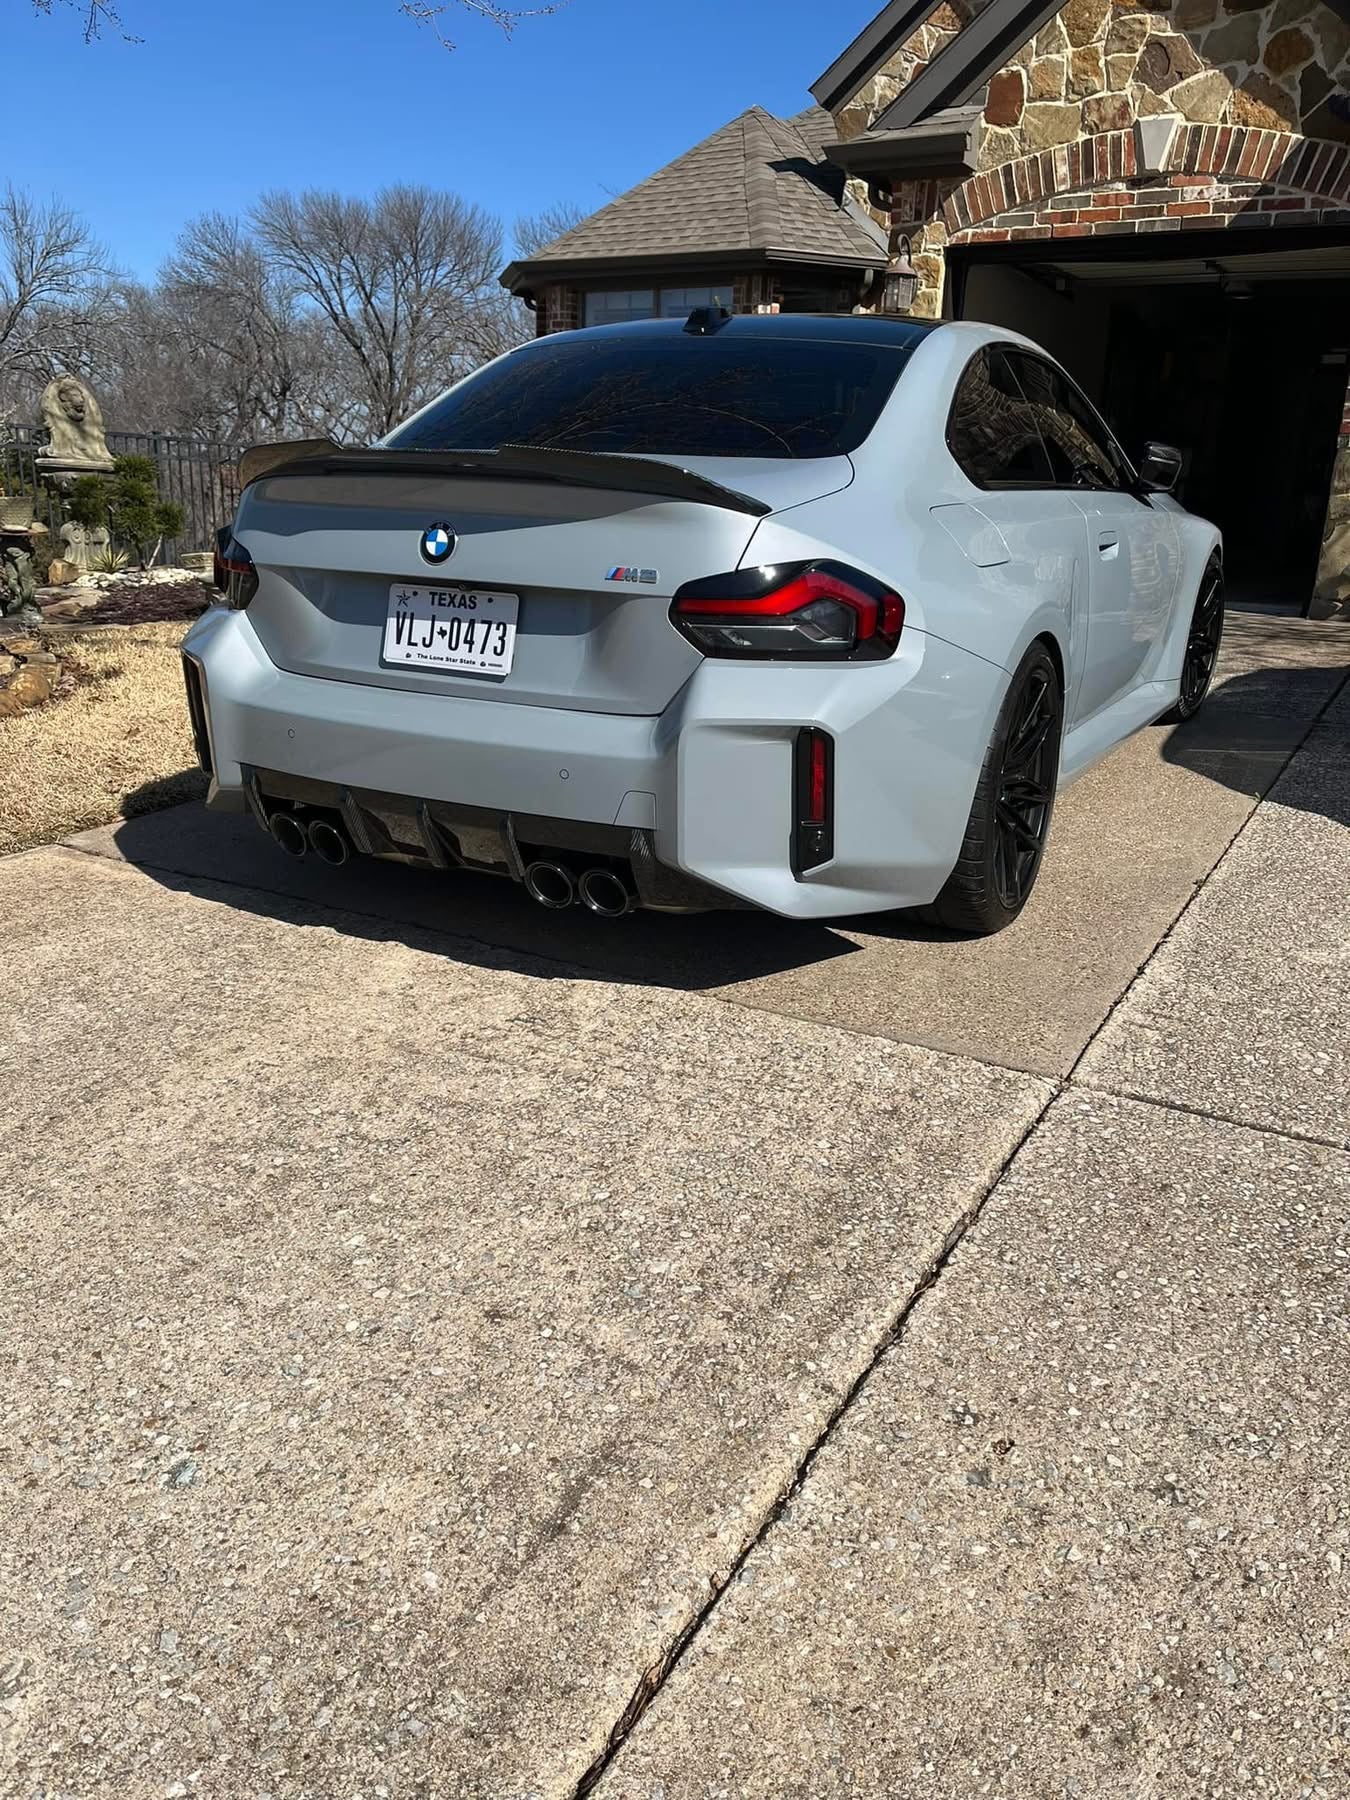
382,583 -> 520,677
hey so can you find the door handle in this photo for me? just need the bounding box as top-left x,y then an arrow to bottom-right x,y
1097,533 -> 1120,559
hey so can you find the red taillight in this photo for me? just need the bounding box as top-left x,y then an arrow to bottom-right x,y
671,561 -> 903,661
793,728 -> 834,874
215,538 -> 258,610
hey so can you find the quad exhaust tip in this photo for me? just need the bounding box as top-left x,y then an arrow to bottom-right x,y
307,819 -> 351,867
269,812 -> 308,859
524,860 -> 576,910
578,867 -> 635,918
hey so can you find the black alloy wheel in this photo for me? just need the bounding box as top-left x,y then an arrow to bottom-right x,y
927,641 -> 1064,936
1173,558 -> 1225,721
993,665 -> 1059,911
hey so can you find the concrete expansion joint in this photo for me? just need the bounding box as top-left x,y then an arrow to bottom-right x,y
574,660 -> 1350,1792
1062,651 -> 1350,1127
571,1082 -> 1065,1798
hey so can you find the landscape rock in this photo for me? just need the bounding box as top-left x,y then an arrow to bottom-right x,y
38,594 -> 100,622
0,657 -> 61,719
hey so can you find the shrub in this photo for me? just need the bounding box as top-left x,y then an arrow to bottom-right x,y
107,456 -> 186,568
66,474 -> 110,531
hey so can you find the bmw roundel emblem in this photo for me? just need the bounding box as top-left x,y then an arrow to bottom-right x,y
420,521 -> 456,565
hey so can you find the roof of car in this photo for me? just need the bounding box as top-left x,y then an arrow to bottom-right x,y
543,314 -> 946,351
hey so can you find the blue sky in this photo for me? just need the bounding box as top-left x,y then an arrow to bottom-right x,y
9,0 -> 879,280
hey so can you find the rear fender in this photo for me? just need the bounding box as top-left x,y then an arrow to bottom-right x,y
1156,516 -> 1224,686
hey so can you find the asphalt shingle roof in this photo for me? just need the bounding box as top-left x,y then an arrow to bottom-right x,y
508,105 -> 888,280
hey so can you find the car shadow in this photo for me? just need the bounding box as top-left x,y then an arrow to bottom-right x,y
112,625 -> 1345,988
110,779 -> 885,991
1159,657 -> 1349,829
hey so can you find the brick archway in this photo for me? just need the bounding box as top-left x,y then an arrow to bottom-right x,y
943,122 -> 1350,242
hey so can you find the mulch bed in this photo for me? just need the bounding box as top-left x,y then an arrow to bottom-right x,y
80,577 -> 211,626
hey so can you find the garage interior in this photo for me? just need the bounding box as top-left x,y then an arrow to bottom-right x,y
952,235 -> 1350,610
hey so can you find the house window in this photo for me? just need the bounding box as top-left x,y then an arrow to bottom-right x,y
658,286 -> 728,316
583,285 -> 731,327
584,289 -> 658,327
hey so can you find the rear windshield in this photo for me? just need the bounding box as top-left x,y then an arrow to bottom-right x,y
385,331 -> 910,460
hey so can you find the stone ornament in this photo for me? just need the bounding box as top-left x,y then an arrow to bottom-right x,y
35,373 -> 115,486
0,544 -> 41,625
58,518 -> 111,573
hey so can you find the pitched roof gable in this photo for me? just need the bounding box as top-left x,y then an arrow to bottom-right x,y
871,0 -> 1064,131
810,0 -> 947,114
502,106 -> 888,290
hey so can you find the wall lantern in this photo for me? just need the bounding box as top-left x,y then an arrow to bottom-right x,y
882,237 -> 919,314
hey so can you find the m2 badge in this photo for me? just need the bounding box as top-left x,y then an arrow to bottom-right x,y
605,566 -> 659,585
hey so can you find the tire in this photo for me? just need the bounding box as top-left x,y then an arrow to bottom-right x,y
1161,555 -> 1224,724
925,641 -> 1063,937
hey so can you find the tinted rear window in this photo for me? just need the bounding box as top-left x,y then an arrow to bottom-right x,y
386,331 -> 911,460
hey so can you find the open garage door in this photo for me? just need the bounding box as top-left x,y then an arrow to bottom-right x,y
950,233 -> 1350,613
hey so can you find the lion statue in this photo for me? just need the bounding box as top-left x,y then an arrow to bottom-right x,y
36,373 -> 114,478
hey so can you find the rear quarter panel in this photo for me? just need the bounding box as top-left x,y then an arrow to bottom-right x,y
737,326 -> 1082,704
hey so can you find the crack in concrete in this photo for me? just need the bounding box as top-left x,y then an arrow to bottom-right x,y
43,639 -> 1350,1796
568,1085 -> 1064,1797
571,658 -> 1350,1795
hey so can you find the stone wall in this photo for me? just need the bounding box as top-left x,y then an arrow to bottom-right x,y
838,0 -> 1350,316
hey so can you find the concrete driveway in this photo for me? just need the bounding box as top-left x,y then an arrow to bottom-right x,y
1,611 -> 1346,1798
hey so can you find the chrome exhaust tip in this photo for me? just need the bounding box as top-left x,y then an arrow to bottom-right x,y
307,819 -> 351,867
524,860 -> 576,910
269,811 -> 308,859
578,867 -> 635,918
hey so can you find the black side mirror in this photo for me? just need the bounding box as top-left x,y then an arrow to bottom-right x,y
1139,441 -> 1182,493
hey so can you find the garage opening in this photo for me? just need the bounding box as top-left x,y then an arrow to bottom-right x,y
951,236 -> 1350,610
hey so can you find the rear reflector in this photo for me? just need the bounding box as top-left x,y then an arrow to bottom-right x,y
792,728 -> 834,875
671,560 -> 903,661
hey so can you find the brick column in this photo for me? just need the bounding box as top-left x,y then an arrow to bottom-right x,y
537,285 -> 583,335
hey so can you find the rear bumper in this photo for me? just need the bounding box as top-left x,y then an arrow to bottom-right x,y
182,605 -> 1007,918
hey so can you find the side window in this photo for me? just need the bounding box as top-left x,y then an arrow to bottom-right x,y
946,348 -> 1054,488
1005,352 -> 1122,490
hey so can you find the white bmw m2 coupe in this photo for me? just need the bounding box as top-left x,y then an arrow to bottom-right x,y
182,312 -> 1223,934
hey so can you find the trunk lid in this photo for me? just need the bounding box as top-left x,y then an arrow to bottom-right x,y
233,451 -> 852,717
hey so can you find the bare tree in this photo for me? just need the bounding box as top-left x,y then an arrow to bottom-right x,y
253,185 -> 507,439
513,201 -> 586,258
156,213 -> 312,440
0,186 -> 120,418
399,1 -> 564,48
29,0 -> 132,41
31,0 -> 561,43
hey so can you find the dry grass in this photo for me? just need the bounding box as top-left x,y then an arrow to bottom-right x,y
0,621 -> 206,855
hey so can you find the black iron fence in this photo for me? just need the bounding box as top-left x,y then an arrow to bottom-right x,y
0,426 -> 241,565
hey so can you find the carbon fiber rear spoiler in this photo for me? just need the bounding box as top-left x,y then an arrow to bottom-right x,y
237,439 -> 774,517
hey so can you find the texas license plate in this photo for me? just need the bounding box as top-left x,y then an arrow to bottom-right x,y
383,584 -> 519,676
